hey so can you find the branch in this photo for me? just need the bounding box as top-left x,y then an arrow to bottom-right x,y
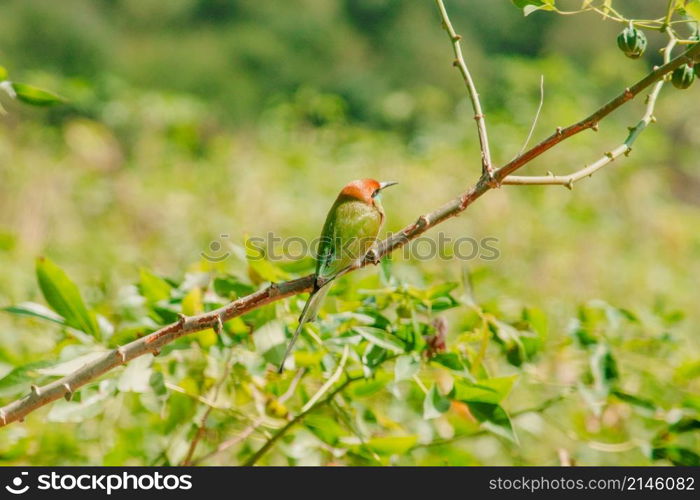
191,368 -> 305,465
243,376 -> 356,466
1,16 -> 699,430
503,38 -> 677,187
181,349 -> 235,465
435,0 -> 494,181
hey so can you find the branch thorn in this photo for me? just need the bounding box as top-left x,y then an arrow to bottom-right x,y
63,383 -> 73,401
213,314 -> 224,335
177,313 -> 187,325
30,384 -> 41,396
116,348 -> 127,364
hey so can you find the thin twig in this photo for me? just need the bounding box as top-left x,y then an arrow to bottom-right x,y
435,0 -> 495,182
514,75 -> 545,159
181,349 -> 235,465
191,417 -> 265,466
243,377 -> 357,466
300,345 -> 348,413
1,12 -> 698,429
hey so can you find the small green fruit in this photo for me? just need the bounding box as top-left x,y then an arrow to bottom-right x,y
617,26 -> 647,59
671,64 -> 695,90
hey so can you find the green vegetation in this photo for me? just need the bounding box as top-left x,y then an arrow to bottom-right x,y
0,0 -> 699,465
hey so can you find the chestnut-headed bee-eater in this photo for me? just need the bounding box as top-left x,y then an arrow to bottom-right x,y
278,178 -> 398,372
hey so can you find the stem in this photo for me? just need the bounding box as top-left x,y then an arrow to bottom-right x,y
243,377 -> 356,466
434,0 -> 494,181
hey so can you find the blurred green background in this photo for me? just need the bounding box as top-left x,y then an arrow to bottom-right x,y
0,0 -> 699,465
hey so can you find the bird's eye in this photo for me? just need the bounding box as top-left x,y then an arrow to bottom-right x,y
371,189 -> 380,198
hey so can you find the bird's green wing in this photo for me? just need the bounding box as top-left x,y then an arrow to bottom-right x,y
316,199 -> 382,280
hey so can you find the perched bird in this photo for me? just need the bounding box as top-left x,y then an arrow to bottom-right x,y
278,178 -> 398,372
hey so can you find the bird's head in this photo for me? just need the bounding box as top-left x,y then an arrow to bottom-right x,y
339,178 -> 398,206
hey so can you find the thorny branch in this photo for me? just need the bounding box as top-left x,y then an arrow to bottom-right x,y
435,0 -> 495,182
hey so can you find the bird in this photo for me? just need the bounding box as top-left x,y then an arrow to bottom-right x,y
278,178 -> 398,372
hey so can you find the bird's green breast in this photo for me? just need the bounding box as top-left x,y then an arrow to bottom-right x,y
316,198 -> 383,279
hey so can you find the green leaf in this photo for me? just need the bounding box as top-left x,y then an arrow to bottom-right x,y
684,0 -> 700,22
253,320 -> 286,365
354,326 -> 405,353
652,446 -> 700,466
305,414 -> 347,446
11,82 -> 64,106
138,268 -> 172,304
590,344 -> 618,393
117,356 -> 153,393
245,235 -> 291,283
36,350 -> 107,376
511,0 -> 556,15
0,361 -> 52,398
430,352 -> 466,371
363,343 -> 387,371
427,282 -> 459,299
611,390 -> 656,411
149,371 -> 167,397
36,257 -> 99,337
468,402 -> 518,443
2,302 -> 66,326
394,354 -> 420,381
0,66 -> 7,81
47,382 -> 114,423
366,435 -> 418,455
348,373 -> 391,398
667,418 -> 700,434
423,384 -> 451,419
453,376 -> 518,405
213,276 -> 255,299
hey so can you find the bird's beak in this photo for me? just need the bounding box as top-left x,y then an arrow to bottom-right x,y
379,181 -> 398,190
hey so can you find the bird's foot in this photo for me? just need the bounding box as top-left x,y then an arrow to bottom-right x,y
367,248 -> 381,265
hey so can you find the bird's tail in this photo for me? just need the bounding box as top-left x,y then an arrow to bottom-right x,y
277,283 -> 331,373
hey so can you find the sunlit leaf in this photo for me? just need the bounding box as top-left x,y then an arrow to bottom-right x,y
394,354 -> 420,381
468,402 -> 518,443
354,326 -> 405,353
684,0 -> 700,21
11,82 -> 64,106
2,302 -> 65,326
366,435 -> 418,455
0,361 -> 52,398
138,268 -> 172,304
423,384 -> 451,419
305,414 -> 347,446
454,376 -> 518,405
36,257 -> 99,337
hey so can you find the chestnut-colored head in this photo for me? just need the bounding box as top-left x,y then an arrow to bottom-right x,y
338,178 -> 398,205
